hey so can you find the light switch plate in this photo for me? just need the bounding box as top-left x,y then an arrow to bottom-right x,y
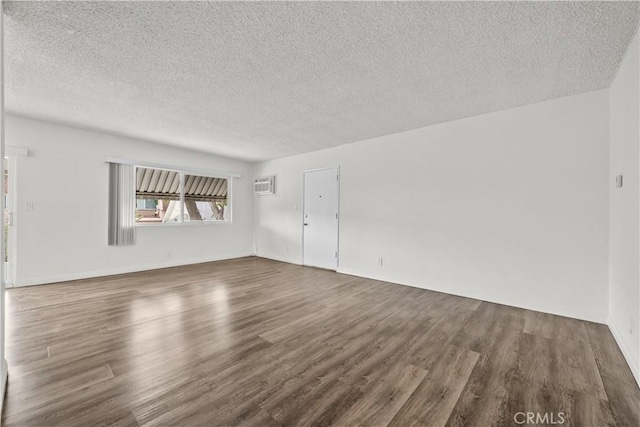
616,175 -> 623,188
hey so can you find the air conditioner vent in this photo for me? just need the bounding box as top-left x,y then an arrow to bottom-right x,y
254,176 -> 275,195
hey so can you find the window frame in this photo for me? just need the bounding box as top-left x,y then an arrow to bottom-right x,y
134,166 -> 233,227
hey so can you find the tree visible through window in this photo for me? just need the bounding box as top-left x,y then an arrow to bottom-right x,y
183,174 -> 227,222
135,167 -> 229,224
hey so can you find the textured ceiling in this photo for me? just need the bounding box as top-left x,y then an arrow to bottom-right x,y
5,1 -> 640,162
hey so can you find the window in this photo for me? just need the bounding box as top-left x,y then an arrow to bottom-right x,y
183,174 -> 229,222
136,199 -> 158,210
135,167 -> 230,224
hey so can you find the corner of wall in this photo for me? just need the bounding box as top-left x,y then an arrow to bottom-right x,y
257,253 -> 302,266
250,162 -> 258,256
608,23 -> 640,388
608,316 -> 640,386
13,252 -> 254,288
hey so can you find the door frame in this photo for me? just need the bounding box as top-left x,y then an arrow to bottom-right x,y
302,165 -> 340,270
3,153 -> 17,287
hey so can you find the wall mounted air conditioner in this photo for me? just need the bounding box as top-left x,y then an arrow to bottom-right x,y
254,176 -> 275,195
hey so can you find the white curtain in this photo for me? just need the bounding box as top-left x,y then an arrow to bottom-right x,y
108,163 -> 136,246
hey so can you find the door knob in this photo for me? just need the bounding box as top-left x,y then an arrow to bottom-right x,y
303,223 -> 309,226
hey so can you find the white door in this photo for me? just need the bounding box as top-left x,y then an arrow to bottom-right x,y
303,167 -> 339,270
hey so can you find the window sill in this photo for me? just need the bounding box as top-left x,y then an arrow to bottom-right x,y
135,221 -> 232,227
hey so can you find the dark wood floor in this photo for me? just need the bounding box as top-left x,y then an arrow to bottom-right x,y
2,257 -> 638,426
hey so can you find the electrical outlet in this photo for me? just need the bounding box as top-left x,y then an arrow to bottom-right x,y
166,251 -> 172,260
631,316 -> 635,335
378,257 -> 383,267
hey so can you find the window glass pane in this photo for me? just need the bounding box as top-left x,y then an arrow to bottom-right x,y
135,198 -> 160,222
134,168 -> 230,224
183,174 -> 228,222
159,200 -> 182,223
184,200 -> 228,221
136,167 -> 182,223
136,199 -> 157,210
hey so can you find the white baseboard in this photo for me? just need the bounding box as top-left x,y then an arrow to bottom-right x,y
335,267 -> 608,325
0,359 -> 7,418
255,252 -> 302,265
13,252 -> 255,287
608,316 -> 640,387
248,258 -> 608,324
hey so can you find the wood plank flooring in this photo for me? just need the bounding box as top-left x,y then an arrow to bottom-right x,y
2,257 -> 638,426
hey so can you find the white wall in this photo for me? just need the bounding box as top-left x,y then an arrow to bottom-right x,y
0,0 -> 7,414
254,90 -> 610,324
5,115 -> 254,286
609,29 -> 640,384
